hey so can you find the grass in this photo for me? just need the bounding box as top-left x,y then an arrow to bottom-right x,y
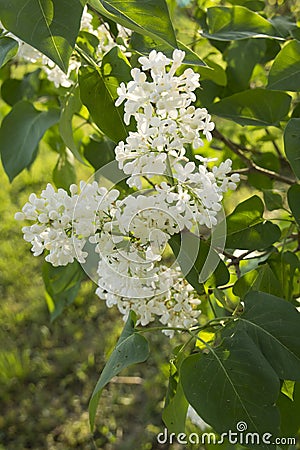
0,149 -> 185,450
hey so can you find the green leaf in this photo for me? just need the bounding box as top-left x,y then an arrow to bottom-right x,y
267,252 -> 300,302
209,89 -> 291,127
0,0 -> 84,72
0,101 -> 59,181
79,47 -> 131,142
269,16 -> 298,39
83,136 -> 129,192
0,36 -> 18,68
42,260 -> 83,321
88,0 -> 177,48
53,149 -> 77,191
129,32 -> 205,67
181,291 -> 300,437
240,291 -> 300,380
284,119 -> 300,179
225,196 -> 281,250
263,190 -> 283,211
288,184 -> 300,227
1,69 -> 42,106
227,0 -> 265,11
233,263 -> 283,298
224,38 -> 266,93
199,57 -> 227,86
277,382 -> 300,438
89,312 -> 149,430
181,330 -> 280,438
268,40 -> 300,91
202,6 -> 278,41
169,231 -> 229,293
248,152 -> 280,190
59,85 -> 84,163
162,374 -> 188,434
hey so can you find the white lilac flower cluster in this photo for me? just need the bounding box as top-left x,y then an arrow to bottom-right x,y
2,6 -> 131,88
16,50 -> 239,336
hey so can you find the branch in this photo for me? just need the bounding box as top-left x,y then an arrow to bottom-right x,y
213,129 -> 295,185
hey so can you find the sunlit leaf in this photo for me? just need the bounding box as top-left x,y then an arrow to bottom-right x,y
268,40 -> 300,91
201,6 -> 279,41
0,0 -> 84,72
88,0 -> 177,47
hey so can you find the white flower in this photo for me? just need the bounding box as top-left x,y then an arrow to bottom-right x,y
114,49 -> 215,188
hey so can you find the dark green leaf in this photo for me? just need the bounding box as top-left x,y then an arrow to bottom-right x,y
0,0 -> 84,72
224,38 -> 266,93
225,195 -> 281,250
181,330 -> 280,438
239,291 -> 300,381
269,16 -> 298,39
53,150 -> 77,191
79,47 -> 131,142
209,89 -> 291,127
1,69 -> 42,106
263,190 -> 283,211
0,101 -> 59,181
268,40 -> 300,91
169,231 -> 230,292
162,376 -> 188,434
42,260 -> 83,321
59,85 -> 84,162
267,252 -> 300,301
202,6 -> 278,41
248,152 -> 280,189
89,312 -> 149,430
0,36 -> 18,68
227,0 -> 265,11
284,119 -> 300,179
83,136 -> 128,191
88,0 -> 177,48
181,291 -> 300,437
277,382 -> 300,438
130,32 -> 205,67
199,57 -> 227,86
233,263 -> 283,298
288,184 -> 300,226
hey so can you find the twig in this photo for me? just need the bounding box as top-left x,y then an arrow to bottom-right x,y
213,129 -> 295,185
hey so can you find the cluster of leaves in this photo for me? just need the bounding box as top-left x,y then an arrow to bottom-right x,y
0,0 -> 300,445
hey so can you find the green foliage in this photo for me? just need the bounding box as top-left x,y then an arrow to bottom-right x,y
0,101 -> 59,181
169,231 -> 230,293
79,47 -> 131,142
284,118 -> 300,179
42,260 -> 84,321
181,292 -> 300,437
209,89 -> 291,127
88,0 -> 177,47
201,5 -> 278,40
89,312 -> 150,429
225,196 -> 281,250
268,40 -> 300,91
0,36 -> 18,68
288,184 -> 300,226
59,85 -> 84,163
0,0 -> 84,72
